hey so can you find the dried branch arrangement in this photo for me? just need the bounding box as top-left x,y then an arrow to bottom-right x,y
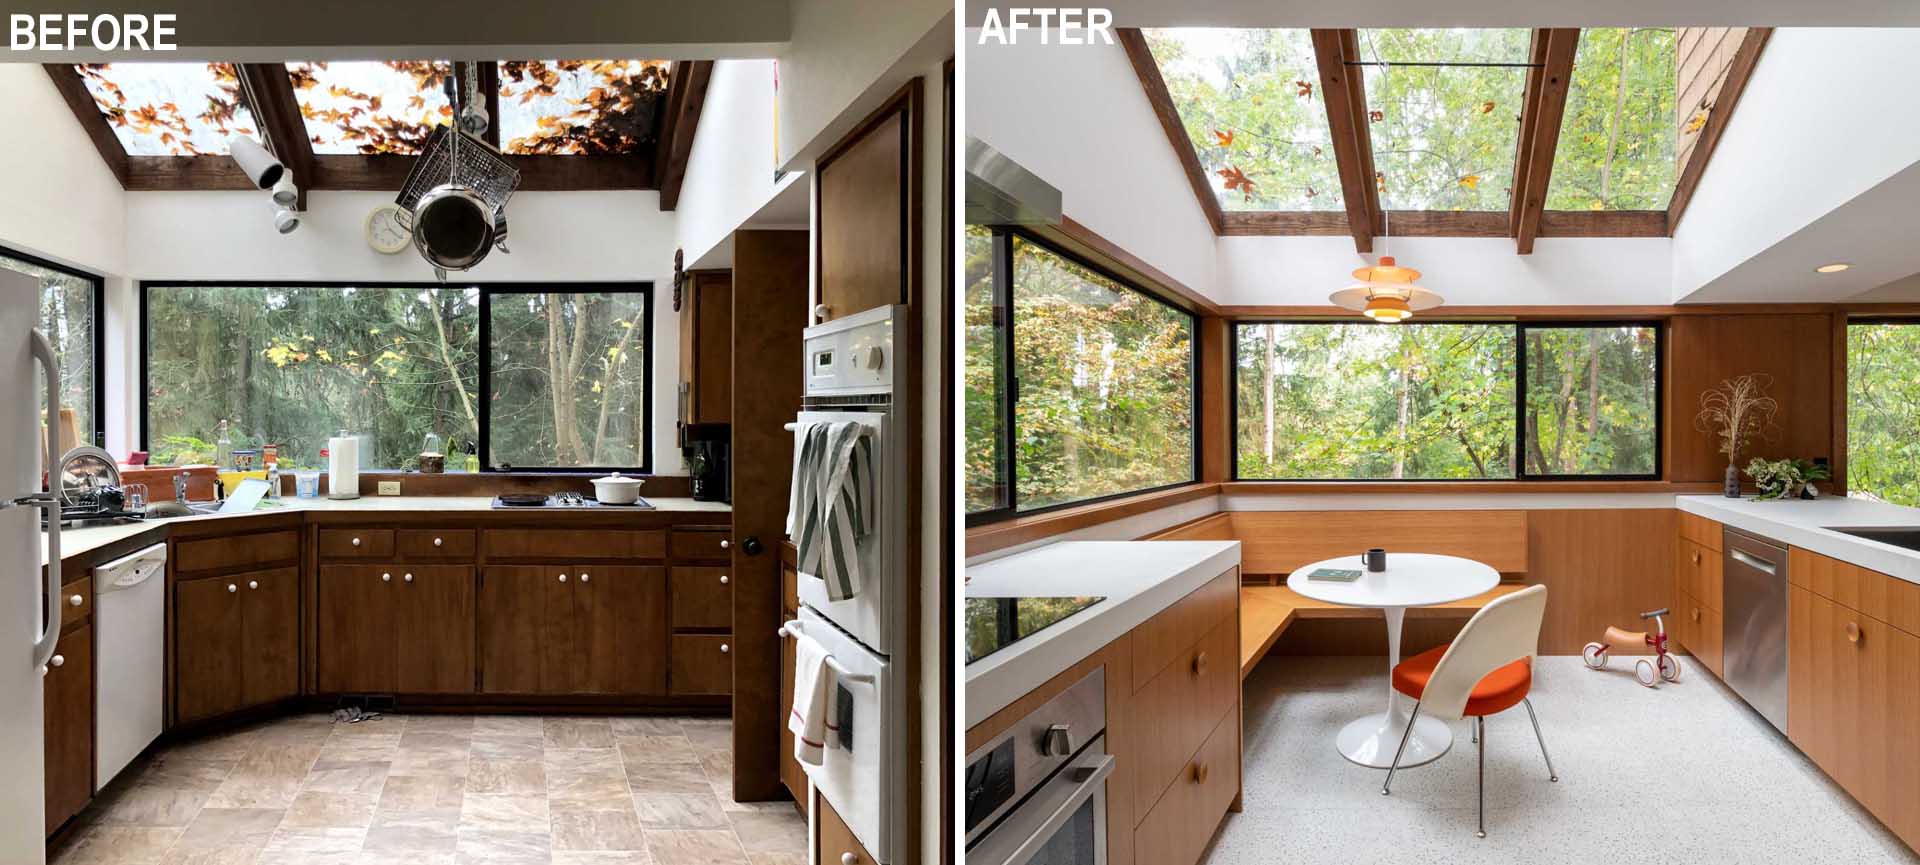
1695,373 -> 1781,466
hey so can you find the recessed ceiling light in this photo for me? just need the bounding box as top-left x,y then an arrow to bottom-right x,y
1815,262 -> 1851,274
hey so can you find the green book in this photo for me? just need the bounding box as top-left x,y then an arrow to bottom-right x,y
1306,568 -> 1363,583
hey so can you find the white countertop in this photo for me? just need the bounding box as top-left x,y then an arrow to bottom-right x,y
1678,495 -> 1920,584
43,495 -> 730,566
964,540 -> 1240,728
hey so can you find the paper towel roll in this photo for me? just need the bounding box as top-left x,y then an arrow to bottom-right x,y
328,435 -> 360,499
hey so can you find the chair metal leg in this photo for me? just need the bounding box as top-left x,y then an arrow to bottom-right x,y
1523,697 -> 1559,782
1380,702 -> 1422,796
1476,716 -> 1486,838
1470,715 -> 1478,743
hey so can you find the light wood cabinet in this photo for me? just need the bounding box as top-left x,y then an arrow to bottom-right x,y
44,619 -> 93,836
478,564 -> 666,695
815,790 -> 879,865
176,566 -> 299,722
1135,709 -> 1240,865
318,564 -> 473,694
1673,517 -> 1723,676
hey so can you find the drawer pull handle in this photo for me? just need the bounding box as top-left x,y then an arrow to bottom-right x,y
580,573 -> 591,583
559,574 -> 569,583
1691,551 -> 1701,565
1847,621 -> 1862,644
403,573 -> 413,583
382,573 -> 392,582
1191,762 -> 1209,785
1691,608 -> 1700,623
248,580 -> 259,590
227,583 -> 238,593
68,594 -> 83,607
720,643 -> 730,654
720,574 -> 729,585
1193,651 -> 1209,676
351,537 -> 361,547
434,537 -> 444,547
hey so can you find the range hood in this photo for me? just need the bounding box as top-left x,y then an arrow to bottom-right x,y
966,137 -> 1061,226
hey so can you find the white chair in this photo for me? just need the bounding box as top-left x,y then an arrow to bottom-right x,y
1380,584 -> 1557,837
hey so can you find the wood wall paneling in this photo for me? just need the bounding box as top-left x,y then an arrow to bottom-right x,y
1668,314 -> 1834,485
1199,318 -> 1230,483
1226,510 -> 1529,576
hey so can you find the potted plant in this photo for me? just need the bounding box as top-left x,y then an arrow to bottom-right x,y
1695,374 -> 1781,497
1746,458 -> 1831,501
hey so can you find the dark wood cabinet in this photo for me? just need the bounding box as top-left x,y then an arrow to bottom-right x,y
577,566 -> 669,694
178,566 -> 302,722
396,566 -> 476,694
242,568 -> 300,706
671,566 -> 731,630
316,565 -> 399,693
480,564 -> 666,695
479,565 -> 570,694
779,550 -> 806,813
817,106 -> 910,323
670,633 -> 732,695
44,621 -> 93,836
815,791 -> 878,865
678,269 -> 732,444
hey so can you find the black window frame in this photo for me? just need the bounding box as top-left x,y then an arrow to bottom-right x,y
4,244 -> 106,449
966,225 -> 1202,526
139,280 -> 655,475
1229,318 -> 1663,482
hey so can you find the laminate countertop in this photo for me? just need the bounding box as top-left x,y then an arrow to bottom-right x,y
42,496 -> 731,566
964,539 -> 1241,728
1679,494 -> 1920,585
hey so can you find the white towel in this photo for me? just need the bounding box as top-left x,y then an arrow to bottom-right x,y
788,629 -> 834,766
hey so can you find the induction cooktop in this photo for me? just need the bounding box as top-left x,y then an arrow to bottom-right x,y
964,595 -> 1106,665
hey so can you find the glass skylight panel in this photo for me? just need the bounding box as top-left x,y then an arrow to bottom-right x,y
288,61 -> 452,155
1355,28 -> 1530,211
73,63 -> 256,156
1546,28 -> 1703,210
1144,29 -> 1344,212
497,60 -> 672,155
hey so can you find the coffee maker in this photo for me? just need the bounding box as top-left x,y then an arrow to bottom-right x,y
683,423 -> 730,503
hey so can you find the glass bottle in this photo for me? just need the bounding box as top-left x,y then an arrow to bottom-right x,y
214,419 -> 233,470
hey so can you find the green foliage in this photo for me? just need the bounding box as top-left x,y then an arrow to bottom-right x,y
7,253 -> 97,447
1847,324 -> 1920,506
1546,28 -> 1680,210
964,226 -> 1007,512
1358,28 -> 1531,211
1522,326 -> 1659,475
1746,457 -> 1830,501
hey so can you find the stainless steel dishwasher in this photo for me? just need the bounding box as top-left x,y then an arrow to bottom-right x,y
1723,529 -> 1789,731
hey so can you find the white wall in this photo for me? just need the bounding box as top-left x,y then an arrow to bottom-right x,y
676,59 -> 805,266
0,65 -> 127,275
1215,234 -> 1675,306
777,0 -> 952,168
123,189 -> 687,473
966,34 -> 1218,296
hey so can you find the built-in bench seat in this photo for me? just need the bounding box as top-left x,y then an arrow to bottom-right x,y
1238,583 -> 1530,678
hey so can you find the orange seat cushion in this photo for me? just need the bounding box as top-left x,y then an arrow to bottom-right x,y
1391,643 -> 1533,717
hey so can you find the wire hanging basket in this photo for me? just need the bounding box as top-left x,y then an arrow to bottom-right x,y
397,61 -> 520,277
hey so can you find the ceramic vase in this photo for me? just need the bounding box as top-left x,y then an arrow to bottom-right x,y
1725,463 -> 1741,498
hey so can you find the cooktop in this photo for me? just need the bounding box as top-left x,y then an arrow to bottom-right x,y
489,493 -> 656,510
965,595 -> 1106,665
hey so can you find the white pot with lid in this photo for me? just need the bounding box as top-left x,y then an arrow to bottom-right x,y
591,472 -> 645,505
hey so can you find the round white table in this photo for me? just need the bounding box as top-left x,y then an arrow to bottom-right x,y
1286,553 -> 1500,769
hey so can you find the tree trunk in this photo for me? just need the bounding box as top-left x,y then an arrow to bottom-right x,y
544,297 -> 572,464
1262,324 -> 1276,464
1392,333 -> 1412,479
1585,329 -> 1601,439
1551,365 -> 1576,471
1599,29 -> 1632,203
430,294 -> 478,444
591,308 -> 641,463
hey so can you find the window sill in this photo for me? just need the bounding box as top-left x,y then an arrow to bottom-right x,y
965,483 -> 1223,558
1223,480 -> 1723,494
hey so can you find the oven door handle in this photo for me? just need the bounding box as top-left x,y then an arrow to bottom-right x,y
979,753 -> 1115,865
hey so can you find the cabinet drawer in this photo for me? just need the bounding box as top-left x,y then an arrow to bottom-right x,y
669,529 -> 729,561
396,529 -> 475,559
1790,547 -> 1920,636
1679,511 -> 1722,552
1132,568 -> 1238,692
175,530 -> 301,573
671,566 -> 732,630
670,634 -> 733,695
60,576 -> 92,631
1133,615 -> 1238,815
1680,592 -> 1723,677
1675,538 -> 1723,611
483,529 -> 666,561
815,791 -> 877,865
1134,708 -> 1239,865
317,528 -> 394,559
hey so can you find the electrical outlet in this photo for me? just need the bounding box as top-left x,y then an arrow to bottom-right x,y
377,481 -> 401,496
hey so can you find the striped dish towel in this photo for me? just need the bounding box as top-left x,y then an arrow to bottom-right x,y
789,422 -> 874,601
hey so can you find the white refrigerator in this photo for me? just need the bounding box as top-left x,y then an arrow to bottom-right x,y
3,267 -> 64,863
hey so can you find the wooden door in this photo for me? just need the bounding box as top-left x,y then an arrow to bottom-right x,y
576,565 -> 668,695
175,576 -> 245,721
240,567 -> 299,707
817,110 -> 907,322
317,565 -> 397,693
479,566 -> 571,694
397,566 -> 475,694
43,622 -> 93,835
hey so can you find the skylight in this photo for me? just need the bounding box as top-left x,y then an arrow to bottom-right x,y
73,62 -> 256,156
1546,27 -> 1729,211
287,61 -> 453,155
1143,29 -> 1343,212
497,60 -> 672,155
1356,28 -> 1532,211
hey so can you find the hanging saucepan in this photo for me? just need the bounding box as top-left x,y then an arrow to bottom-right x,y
412,185 -> 497,271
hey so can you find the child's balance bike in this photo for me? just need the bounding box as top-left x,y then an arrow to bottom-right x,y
1582,608 -> 1683,687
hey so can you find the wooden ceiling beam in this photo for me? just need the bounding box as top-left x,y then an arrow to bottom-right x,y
1512,28 -> 1580,254
1668,28 -> 1772,233
1117,27 -> 1226,235
1507,29 -> 1553,236
1310,29 -> 1379,254
654,60 -> 713,211
42,64 -> 130,189
236,63 -> 316,210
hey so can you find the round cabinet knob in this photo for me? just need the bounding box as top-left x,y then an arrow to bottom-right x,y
382,573 -> 392,582
720,539 -> 731,550
403,573 -> 414,583
813,303 -> 831,322
433,537 -> 444,547
1040,724 -> 1074,758
719,643 -> 730,654
842,854 -> 859,865
227,584 -> 238,593
1847,621 -> 1862,644
68,594 -> 83,607
1192,651 -> 1209,677
580,573 -> 591,583
559,574 -> 569,583
719,574 -> 729,585
1691,608 -> 1701,622
1191,762 -> 1210,785
248,580 -> 259,590
49,654 -> 64,668
351,537 -> 362,547
1692,552 -> 1701,564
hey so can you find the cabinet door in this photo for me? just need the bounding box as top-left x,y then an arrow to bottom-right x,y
576,565 -> 668,695
397,566 -> 475,694
815,791 -> 878,865
817,109 -> 906,323
479,566 -> 572,694
176,576 -> 245,722
779,559 -> 804,809
1876,623 -> 1920,848
317,565 -> 397,693
691,272 -> 733,424
240,567 -> 300,707
670,634 -> 733,695
670,566 -> 732,630
44,622 -> 93,836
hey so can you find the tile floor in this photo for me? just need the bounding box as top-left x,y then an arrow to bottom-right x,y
1206,656 -> 1920,865
52,713 -> 806,865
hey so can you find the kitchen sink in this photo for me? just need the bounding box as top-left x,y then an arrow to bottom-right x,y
1826,527 -> 1920,553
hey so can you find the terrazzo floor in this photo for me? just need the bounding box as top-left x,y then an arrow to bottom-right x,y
1205,656 -> 1920,864
50,713 -> 806,865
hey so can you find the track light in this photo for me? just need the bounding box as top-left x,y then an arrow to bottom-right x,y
273,204 -> 300,235
271,174 -> 299,208
227,135 -> 285,189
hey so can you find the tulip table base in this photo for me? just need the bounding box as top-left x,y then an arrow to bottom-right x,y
1336,709 -> 1453,768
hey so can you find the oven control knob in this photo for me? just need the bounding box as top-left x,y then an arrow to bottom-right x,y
1040,724 -> 1074,758
862,346 -> 885,370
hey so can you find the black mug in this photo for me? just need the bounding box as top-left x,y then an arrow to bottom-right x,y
1362,548 -> 1386,572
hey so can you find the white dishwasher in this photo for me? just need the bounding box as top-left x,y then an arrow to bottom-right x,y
95,543 -> 166,788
